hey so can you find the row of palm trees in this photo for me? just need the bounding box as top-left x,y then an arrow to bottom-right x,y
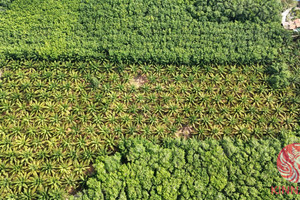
0,62 -> 298,198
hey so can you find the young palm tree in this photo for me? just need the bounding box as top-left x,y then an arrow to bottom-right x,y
210,125 -> 222,139
13,172 -> 29,193
173,73 -> 183,84
0,100 -> 14,113
246,105 -> 257,116
10,160 -> 23,176
148,115 -> 158,126
141,124 -> 151,135
269,116 -> 280,128
50,148 -> 64,163
141,84 -> 150,93
122,93 -> 131,104
228,116 -> 238,126
148,93 -> 157,104
243,114 -> 253,126
251,94 -> 262,107
76,136 -> 87,150
257,115 -> 267,126
260,106 -> 271,116
148,74 -> 157,84
57,160 -> 72,176
218,85 -> 227,95
265,94 -> 275,106
134,114 -> 144,125
220,105 -> 230,115
36,149 -> 48,161
256,84 -> 268,94
81,149 -> 95,163
283,115 -> 296,129
53,91 -> 64,102
29,70 -> 40,82
226,94 -> 235,106
273,103 -> 286,117
10,89 -> 22,102
135,94 -> 145,103
55,71 -> 67,82
288,105 -> 298,115
0,173 -> 13,194
207,106 -> 217,115
30,136 -> 43,149
235,125 -> 251,140
64,174 -> 78,192
104,134 -> 116,150
200,93 -> 210,106
78,114 -> 90,124
40,125 -> 53,140
167,103 -> 178,115
21,188 -> 37,200
28,173 -> 45,194
201,115 -> 212,128
233,104 -> 244,117
69,70 -> 80,83
19,149 -> 34,164
229,65 -> 238,75
36,113 -> 47,126
239,95 -> 249,106
1,70 -> 13,81
6,78 -> 18,90
167,84 -> 176,94
187,74 -> 195,82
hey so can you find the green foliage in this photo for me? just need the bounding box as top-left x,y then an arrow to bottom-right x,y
281,0 -> 298,9
77,0 -> 285,65
188,0 -> 281,23
267,63 -> 292,88
0,0 -> 13,7
0,0 -> 287,65
89,76 -> 100,89
0,61 -> 298,198
75,138 -> 299,200
0,0 -> 82,60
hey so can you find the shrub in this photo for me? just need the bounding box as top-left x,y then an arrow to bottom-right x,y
267,63 -> 292,88
73,137 -> 299,200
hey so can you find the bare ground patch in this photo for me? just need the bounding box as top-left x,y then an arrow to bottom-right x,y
85,163 -> 96,176
175,125 -> 194,139
129,75 -> 148,88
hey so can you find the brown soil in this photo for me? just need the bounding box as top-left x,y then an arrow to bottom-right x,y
175,125 -> 194,139
85,163 -> 96,176
129,75 -> 148,88
68,187 -> 77,195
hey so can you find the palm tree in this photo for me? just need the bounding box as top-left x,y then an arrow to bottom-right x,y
13,172 -> 29,193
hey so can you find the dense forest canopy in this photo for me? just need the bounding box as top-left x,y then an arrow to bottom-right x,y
0,0 -> 289,65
